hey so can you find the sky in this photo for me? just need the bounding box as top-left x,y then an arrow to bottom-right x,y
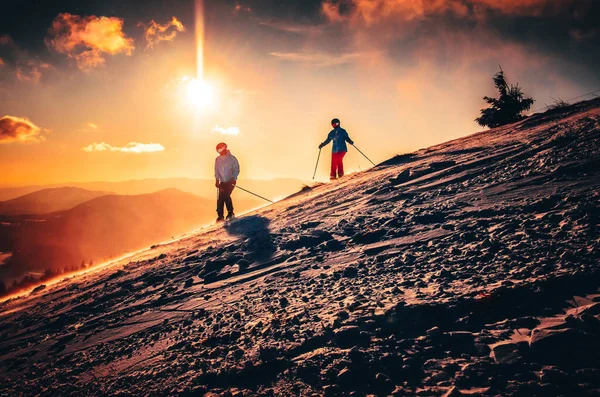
0,0 -> 599,186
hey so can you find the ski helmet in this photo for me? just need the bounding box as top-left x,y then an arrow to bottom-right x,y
331,118 -> 340,127
216,142 -> 227,153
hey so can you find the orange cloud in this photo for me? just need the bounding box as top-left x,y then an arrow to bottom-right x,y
322,0 -> 468,25
321,0 -> 586,24
0,116 -> 48,144
234,4 -> 252,13
46,13 -> 135,71
140,17 -> 185,49
321,2 -> 345,22
82,142 -> 165,153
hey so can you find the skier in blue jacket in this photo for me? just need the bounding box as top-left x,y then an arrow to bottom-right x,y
214,142 -> 240,222
319,118 -> 354,180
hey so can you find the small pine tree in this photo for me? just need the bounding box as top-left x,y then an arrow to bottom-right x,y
476,66 -> 535,128
43,268 -> 56,280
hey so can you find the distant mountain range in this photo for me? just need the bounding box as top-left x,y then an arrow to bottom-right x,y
0,187 -> 113,215
0,178 -> 306,286
0,189 -> 215,282
0,177 -> 306,202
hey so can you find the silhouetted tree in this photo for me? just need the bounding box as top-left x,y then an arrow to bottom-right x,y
0,281 -> 6,295
43,268 -> 56,280
20,274 -> 36,289
476,66 -> 534,128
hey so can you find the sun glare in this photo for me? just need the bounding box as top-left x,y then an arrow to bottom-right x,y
185,77 -> 214,109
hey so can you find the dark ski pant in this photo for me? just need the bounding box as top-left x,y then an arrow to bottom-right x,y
331,151 -> 346,178
217,182 -> 235,218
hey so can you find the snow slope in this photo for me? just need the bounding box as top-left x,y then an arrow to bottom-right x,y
1,99 -> 599,397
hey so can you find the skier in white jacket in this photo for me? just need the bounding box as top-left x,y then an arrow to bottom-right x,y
214,142 -> 240,222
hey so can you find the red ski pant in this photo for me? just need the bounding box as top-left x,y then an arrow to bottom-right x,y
330,151 -> 346,178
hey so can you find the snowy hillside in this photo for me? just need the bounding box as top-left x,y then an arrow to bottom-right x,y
1,99 -> 599,397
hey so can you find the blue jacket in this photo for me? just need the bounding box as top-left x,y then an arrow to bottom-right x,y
321,127 -> 353,153
214,151 -> 240,183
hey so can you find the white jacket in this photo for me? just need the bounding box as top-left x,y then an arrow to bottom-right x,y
214,151 -> 240,183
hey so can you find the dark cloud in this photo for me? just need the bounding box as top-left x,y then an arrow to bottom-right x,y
317,0 -> 600,73
0,115 -> 47,144
0,35 -> 55,83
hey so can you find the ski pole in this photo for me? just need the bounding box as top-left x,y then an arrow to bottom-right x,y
312,148 -> 322,180
351,144 -> 376,166
236,185 -> 274,203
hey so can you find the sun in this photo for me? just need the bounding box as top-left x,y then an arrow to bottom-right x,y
185,78 -> 215,109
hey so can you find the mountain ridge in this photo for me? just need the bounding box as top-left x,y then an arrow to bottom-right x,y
0,187 -> 114,216
0,178 -> 307,202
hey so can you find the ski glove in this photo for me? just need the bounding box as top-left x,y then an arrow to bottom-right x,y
318,143 -> 325,149
348,139 -> 354,145
215,180 -> 220,188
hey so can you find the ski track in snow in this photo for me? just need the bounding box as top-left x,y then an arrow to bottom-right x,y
1,100 -> 600,396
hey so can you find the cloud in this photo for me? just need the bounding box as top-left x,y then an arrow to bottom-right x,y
320,0 -> 590,25
0,35 -> 13,46
0,34 -> 56,83
15,61 -> 53,83
0,115 -> 48,144
259,20 -> 323,35
570,27 -> 599,41
234,4 -> 252,13
76,123 -> 100,132
82,142 -> 165,153
270,51 -> 365,66
140,17 -> 185,49
321,0 -> 468,25
46,13 -> 135,71
316,0 -> 600,82
472,0 -> 588,17
211,125 -> 240,136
